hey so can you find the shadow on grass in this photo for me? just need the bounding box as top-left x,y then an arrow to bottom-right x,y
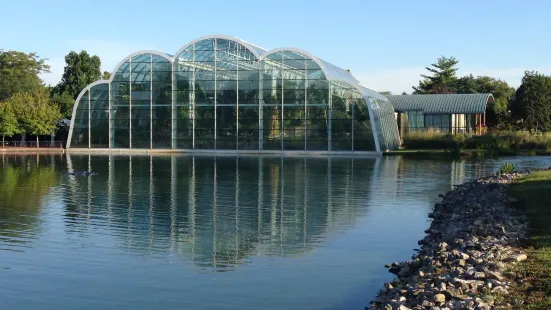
508,171 -> 551,309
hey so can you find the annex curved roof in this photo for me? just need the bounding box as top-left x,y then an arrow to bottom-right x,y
385,93 -> 495,114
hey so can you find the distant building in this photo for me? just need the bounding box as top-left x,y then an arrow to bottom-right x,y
386,94 -> 494,136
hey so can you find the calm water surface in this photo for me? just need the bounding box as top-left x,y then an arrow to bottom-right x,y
0,154 -> 549,310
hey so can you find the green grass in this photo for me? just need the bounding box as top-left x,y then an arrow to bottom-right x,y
507,171 -> 551,309
400,130 -> 551,156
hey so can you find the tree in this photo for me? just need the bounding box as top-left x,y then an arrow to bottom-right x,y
510,71 -> 551,134
53,50 -> 102,99
102,71 -> 111,80
5,89 -> 61,147
0,50 -> 50,101
379,91 -> 392,95
0,102 -> 18,147
413,56 -> 459,94
51,92 -> 75,119
456,75 -> 515,128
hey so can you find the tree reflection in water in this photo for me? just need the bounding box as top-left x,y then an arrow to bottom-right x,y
0,154 -> 60,250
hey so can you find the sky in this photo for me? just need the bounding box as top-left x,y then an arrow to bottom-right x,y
1,0 -> 550,94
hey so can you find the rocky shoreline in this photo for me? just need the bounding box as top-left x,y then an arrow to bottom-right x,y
368,172 -> 532,310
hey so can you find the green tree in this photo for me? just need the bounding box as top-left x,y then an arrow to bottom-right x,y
51,92 -> 75,119
510,71 -> 551,133
379,91 -> 392,95
53,50 -> 102,99
102,71 -> 111,80
0,50 -> 50,101
456,75 -> 515,128
6,89 -> 61,147
413,56 -> 459,94
0,101 -> 19,147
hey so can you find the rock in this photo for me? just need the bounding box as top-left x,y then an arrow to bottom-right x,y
434,293 -> 446,304
421,300 -> 434,307
487,271 -> 504,281
389,266 -> 400,274
369,169 -> 534,309
508,253 -> 528,262
474,272 -> 486,280
491,286 -> 509,294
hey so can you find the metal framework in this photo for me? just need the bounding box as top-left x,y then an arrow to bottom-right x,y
67,35 -> 401,153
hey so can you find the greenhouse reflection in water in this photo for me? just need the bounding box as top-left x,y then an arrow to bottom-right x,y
64,155 -> 377,270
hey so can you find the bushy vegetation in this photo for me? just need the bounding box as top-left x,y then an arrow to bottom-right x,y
402,129 -> 551,155
498,163 -> 516,174
0,49 -> 104,146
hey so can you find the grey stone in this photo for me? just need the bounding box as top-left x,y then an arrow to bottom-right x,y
474,272 -> 486,279
434,293 -> 446,304
487,271 -> 504,281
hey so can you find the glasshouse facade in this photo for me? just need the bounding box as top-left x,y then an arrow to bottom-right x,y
67,35 -> 400,153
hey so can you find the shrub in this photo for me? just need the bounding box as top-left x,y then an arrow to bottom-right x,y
402,129 -> 459,149
402,129 -> 551,153
498,163 -> 516,174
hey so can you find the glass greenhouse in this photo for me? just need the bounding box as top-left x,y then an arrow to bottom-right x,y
67,35 -> 400,153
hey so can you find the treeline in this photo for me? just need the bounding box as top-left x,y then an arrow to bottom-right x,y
394,56 -> 551,134
0,49 -> 109,146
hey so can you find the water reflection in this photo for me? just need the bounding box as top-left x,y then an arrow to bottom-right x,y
2,154 -> 551,310
64,155 -> 380,270
0,154 -> 60,251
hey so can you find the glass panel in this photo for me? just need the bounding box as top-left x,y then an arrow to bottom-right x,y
282,106 -> 305,150
90,84 -> 109,148
131,107 -> 150,148
262,106 -> 281,150
216,105 -> 236,149
112,106 -> 130,148
152,106 -> 171,148
194,107 -> 214,149
238,107 -> 258,150
306,107 -> 328,151
70,90 -> 89,147
330,95 -> 352,151
353,99 -> 374,151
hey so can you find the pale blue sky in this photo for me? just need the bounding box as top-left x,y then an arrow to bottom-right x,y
1,0 -> 549,93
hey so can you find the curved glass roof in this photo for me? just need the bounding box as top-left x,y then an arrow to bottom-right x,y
261,47 -> 358,86
104,35 -> 360,88
317,58 -> 358,86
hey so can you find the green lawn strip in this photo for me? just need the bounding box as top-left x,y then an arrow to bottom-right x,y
507,171 -> 551,309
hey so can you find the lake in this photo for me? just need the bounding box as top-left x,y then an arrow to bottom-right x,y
0,154 -> 549,310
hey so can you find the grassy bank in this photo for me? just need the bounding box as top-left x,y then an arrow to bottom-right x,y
507,171 -> 551,308
399,130 -> 551,156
